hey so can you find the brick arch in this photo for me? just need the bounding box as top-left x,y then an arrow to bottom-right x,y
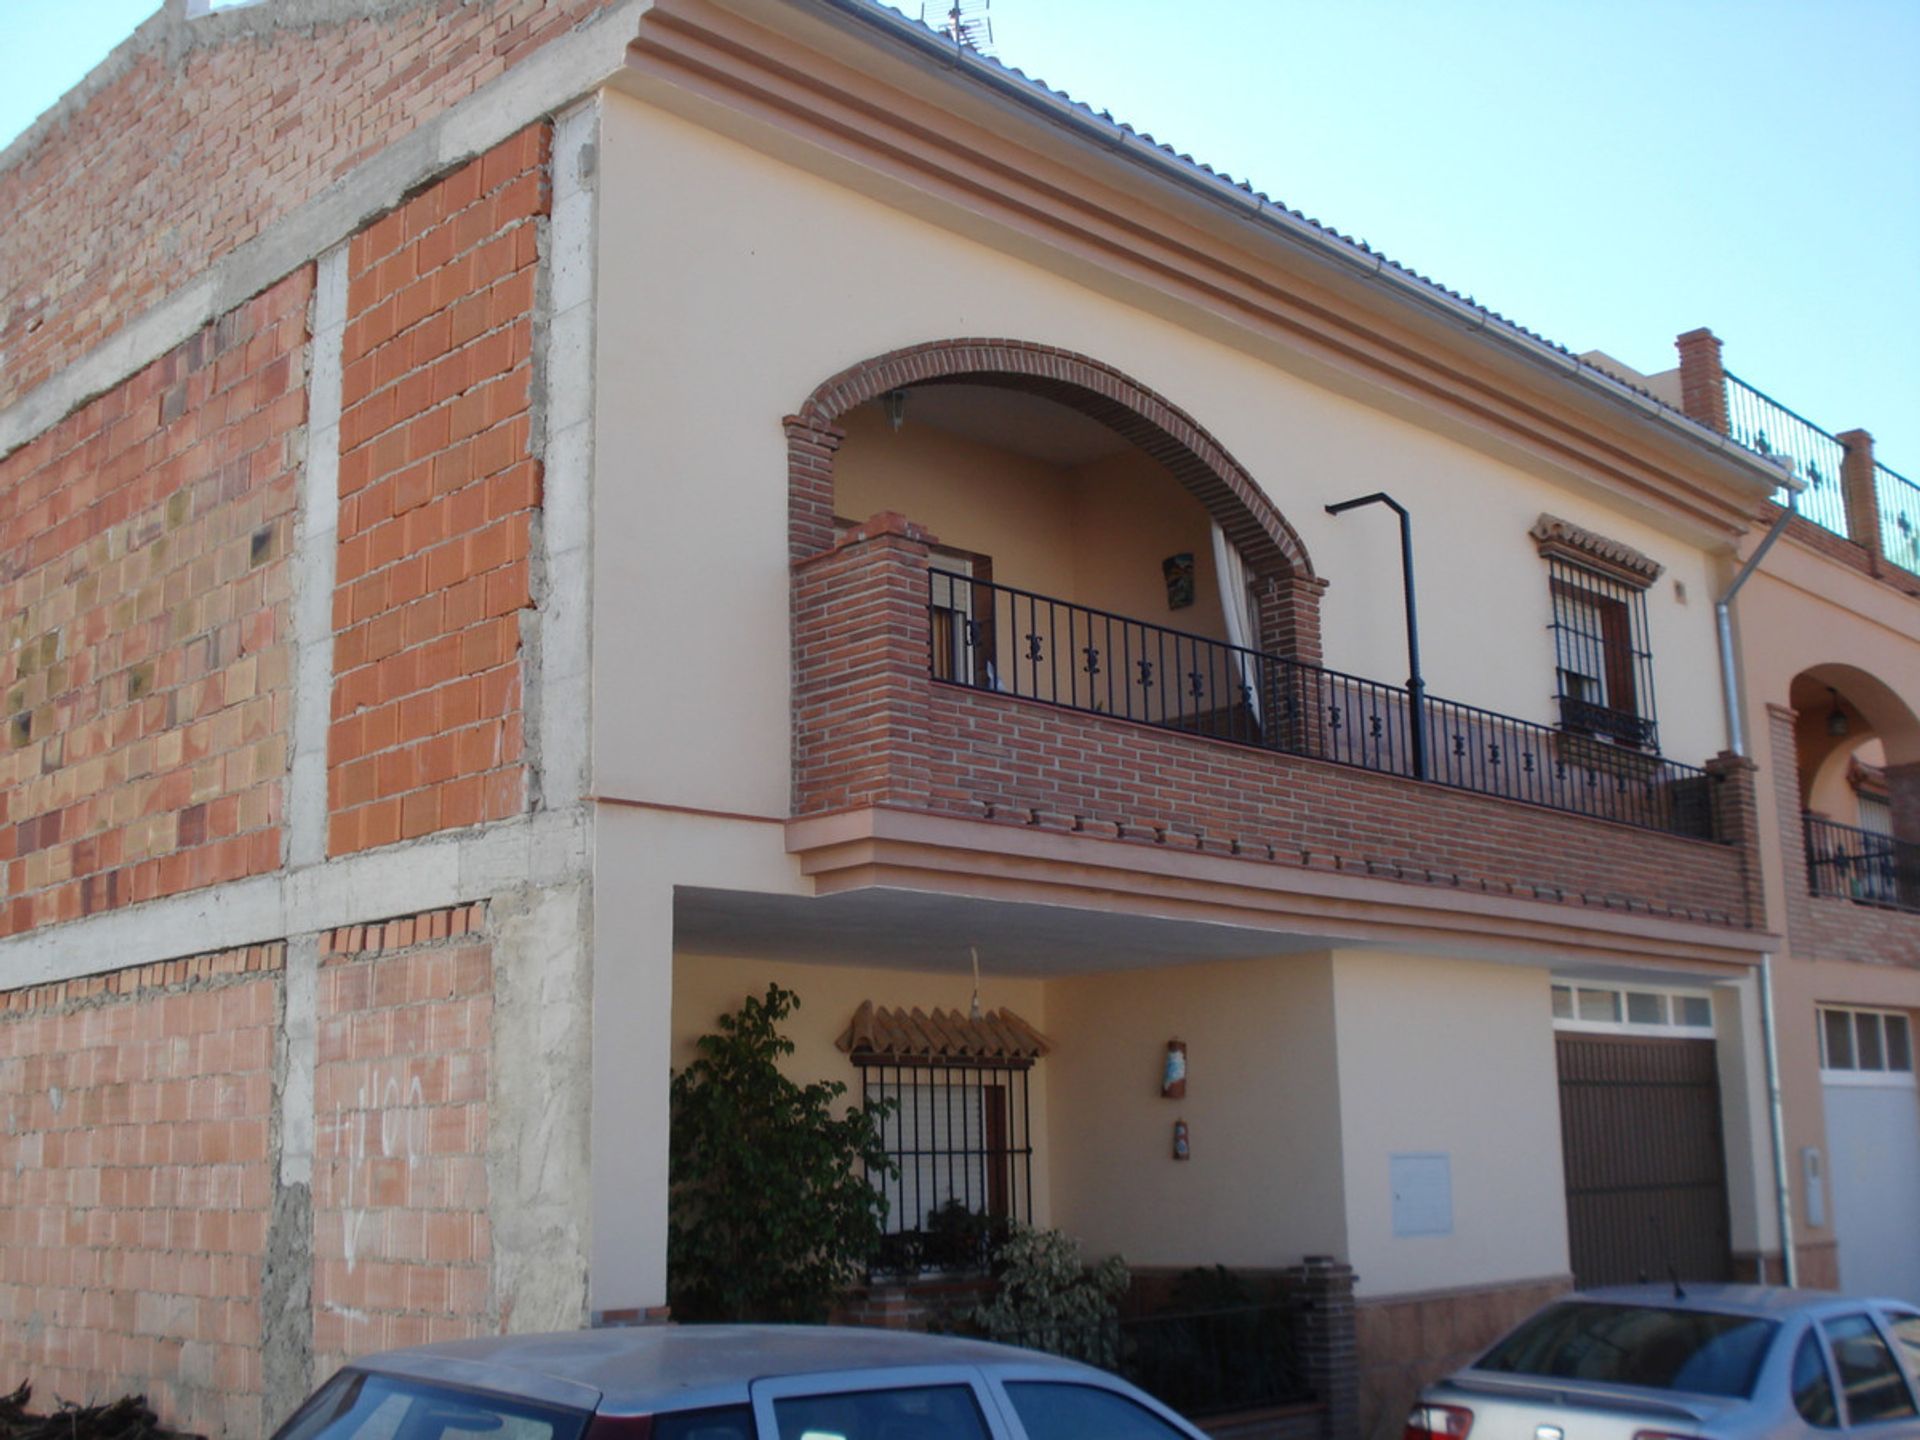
785,339 -> 1317,584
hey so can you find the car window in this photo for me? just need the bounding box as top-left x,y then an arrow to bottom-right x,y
1475,1302 -> 1777,1398
1822,1314 -> 1918,1425
1891,1314 -> 1920,1379
652,1407 -> 755,1440
275,1373 -> 590,1440
1792,1331 -> 1839,1429
1003,1382 -> 1189,1440
771,1385 -> 989,1440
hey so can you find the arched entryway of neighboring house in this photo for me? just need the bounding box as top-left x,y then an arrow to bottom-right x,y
1791,663 -> 1920,900
784,339 -> 1326,685
1786,662 -> 1920,1304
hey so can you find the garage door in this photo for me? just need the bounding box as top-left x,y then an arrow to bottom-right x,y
1820,1007 -> 1920,1304
1557,1033 -> 1734,1289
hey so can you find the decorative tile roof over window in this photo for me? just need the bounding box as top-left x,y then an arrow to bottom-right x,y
1530,514 -> 1665,588
837,1002 -> 1051,1067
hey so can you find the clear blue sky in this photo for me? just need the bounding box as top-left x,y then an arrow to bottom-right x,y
6,0 -> 1916,471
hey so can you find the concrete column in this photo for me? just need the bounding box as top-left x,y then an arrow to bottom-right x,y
589,837 -> 677,1319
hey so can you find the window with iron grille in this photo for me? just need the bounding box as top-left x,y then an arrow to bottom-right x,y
857,1060 -> 1036,1275
1547,556 -> 1658,749
837,1001 -> 1047,1278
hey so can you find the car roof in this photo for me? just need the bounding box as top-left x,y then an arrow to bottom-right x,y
354,1324 -> 1101,1416
1562,1284 -> 1917,1321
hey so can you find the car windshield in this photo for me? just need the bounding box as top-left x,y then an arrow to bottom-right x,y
273,1370 -> 592,1440
1475,1302 -> 1778,1399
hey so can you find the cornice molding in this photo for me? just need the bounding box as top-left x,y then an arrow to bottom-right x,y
626,0 -> 1772,541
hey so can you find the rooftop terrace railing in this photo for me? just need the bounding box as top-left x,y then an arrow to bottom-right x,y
1725,371 -> 1852,539
931,572 -> 1717,840
1876,461 -> 1920,578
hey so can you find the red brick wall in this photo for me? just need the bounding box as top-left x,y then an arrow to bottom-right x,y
0,945 -> 284,1438
311,904 -> 493,1375
0,274 -> 307,938
0,0 -> 612,413
328,128 -> 548,855
795,528 -> 1754,926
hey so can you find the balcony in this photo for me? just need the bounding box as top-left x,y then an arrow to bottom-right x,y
793,515 -> 1755,935
1805,814 -> 1920,914
929,569 -> 1711,838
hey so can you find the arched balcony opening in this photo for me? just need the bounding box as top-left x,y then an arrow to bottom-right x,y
1792,665 -> 1920,911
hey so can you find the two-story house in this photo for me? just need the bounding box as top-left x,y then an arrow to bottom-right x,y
3,3 -> 1906,1439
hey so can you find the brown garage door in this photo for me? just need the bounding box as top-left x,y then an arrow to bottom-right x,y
1557,1034 -> 1733,1288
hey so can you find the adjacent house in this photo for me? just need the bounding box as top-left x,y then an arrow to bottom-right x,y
0,2 -> 1912,1438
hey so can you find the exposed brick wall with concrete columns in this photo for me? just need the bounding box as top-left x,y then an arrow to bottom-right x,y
796,529 -> 1759,926
310,905 -> 495,1377
0,273 -> 308,938
327,127 -> 548,855
0,0 -> 619,414
0,943 -> 285,1438
785,339 -> 1327,666
0,903 -> 502,1438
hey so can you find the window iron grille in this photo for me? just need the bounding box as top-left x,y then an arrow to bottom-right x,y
1546,557 -> 1658,751
857,1058 -> 1035,1277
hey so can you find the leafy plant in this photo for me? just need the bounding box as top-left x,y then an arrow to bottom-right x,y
965,1224 -> 1130,1366
667,985 -> 895,1322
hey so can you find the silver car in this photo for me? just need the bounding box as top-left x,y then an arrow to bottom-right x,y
1408,1285 -> 1920,1440
269,1324 -> 1210,1440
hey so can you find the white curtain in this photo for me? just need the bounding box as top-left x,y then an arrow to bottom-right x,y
1210,521 -> 1261,725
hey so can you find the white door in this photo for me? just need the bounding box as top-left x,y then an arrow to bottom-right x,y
1822,1007 -> 1920,1302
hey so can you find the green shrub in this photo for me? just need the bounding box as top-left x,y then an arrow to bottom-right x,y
965,1224 -> 1129,1366
667,985 -> 895,1322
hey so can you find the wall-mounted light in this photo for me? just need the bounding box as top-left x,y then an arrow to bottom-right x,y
881,389 -> 909,433
1827,687 -> 1850,739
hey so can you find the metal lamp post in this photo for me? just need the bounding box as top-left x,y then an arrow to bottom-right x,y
1325,492 -> 1427,781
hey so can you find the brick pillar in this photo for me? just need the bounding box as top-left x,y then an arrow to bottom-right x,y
1259,572 -> 1331,670
1885,760 -> 1920,909
1675,328 -> 1729,435
1286,1255 -> 1358,1440
1837,429 -> 1882,572
1705,750 -> 1765,928
791,511 -> 937,815
785,414 -> 846,563
1257,573 -> 1332,754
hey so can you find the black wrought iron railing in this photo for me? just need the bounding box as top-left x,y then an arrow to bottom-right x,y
1805,814 -> 1920,913
930,572 -> 1717,839
1876,461 -> 1920,579
1725,371 -> 1852,539
989,1303 -> 1308,1418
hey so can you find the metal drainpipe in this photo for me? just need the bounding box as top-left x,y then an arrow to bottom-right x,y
1713,492 -> 1800,1285
1759,952 -> 1798,1286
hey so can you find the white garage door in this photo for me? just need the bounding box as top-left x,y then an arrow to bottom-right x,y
1821,1007 -> 1920,1304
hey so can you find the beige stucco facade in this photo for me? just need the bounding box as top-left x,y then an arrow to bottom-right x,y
581,56 -> 1788,1323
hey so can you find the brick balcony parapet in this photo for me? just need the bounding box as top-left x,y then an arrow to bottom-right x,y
793,532 -> 1757,928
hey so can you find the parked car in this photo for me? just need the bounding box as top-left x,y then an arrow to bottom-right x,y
1407,1284 -> 1920,1440
270,1324 -> 1209,1440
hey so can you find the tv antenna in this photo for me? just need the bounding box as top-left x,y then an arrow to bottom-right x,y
924,0 -> 993,55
